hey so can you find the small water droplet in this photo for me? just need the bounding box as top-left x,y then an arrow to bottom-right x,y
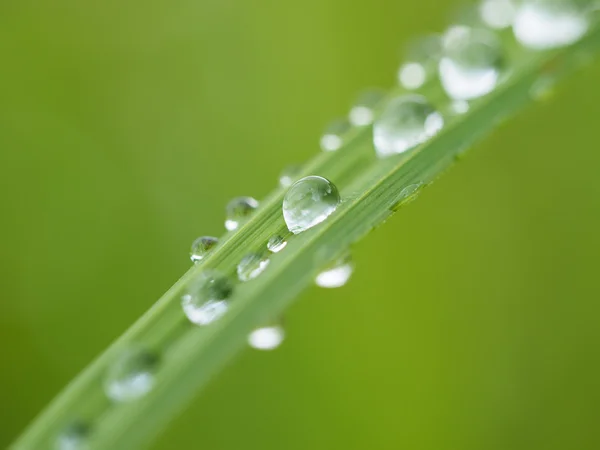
513,0 -> 589,50
320,119 -> 352,152
283,176 -> 340,234
190,236 -> 219,263
248,324 -> 285,350
279,165 -> 302,188
182,271 -> 233,325
349,89 -> 386,126
55,422 -> 90,450
530,74 -> 557,101
104,347 -> 158,402
439,26 -> 503,101
450,99 -> 470,115
391,182 -> 425,211
373,94 -> 444,158
225,196 -> 259,231
315,253 -> 354,288
479,0 -> 517,29
267,234 -> 288,253
398,34 -> 443,90
237,253 -> 270,282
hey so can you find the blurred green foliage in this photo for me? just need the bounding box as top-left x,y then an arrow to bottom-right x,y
2,0 -> 600,449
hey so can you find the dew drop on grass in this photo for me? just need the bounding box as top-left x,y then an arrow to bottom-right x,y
391,182 -> 425,211
248,324 -> 285,350
190,236 -> 218,263
104,347 -> 158,402
320,118 -> 352,152
479,0 -> 517,29
225,196 -> 259,231
267,234 -> 288,253
237,253 -> 270,282
513,0 -> 589,50
349,88 -> 386,126
315,253 -> 354,288
279,165 -> 302,188
398,34 -> 443,90
181,270 -> 233,325
283,176 -> 341,234
450,100 -> 470,115
55,422 -> 90,450
373,94 -> 444,158
439,26 -> 503,101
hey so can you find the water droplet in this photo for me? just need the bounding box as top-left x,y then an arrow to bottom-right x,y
479,0 -> 517,29
225,196 -> 259,231
439,26 -> 503,101
237,253 -> 270,282
513,0 -> 589,50
189,236 -> 218,263
283,176 -> 340,234
55,422 -> 90,450
279,165 -> 302,188
392,182 -> 425,210
267,234 -> 288,253
320,119 -> 352,152
248,324 -> 285,350
530,74 -> 556,101
315,253 -> 354,288
373,94 -> 444,158
349,89 -> 386,126
104,347 -> 158,402
398,34 -> 443,90
182,271 -> 233,325
450,99 -> 470,114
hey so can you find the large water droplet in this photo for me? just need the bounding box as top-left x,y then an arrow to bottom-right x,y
248,324 -> 285,350
182,271 -> 233,325
55,422 -> 90,450
315,253 -> 354,288
225,196 -> 259,231
398,34 -> 443,90
439,26 -> 503,100
373,94 -> 444,158
237,253 -> 270,282
279,165 -> 302,188
267,234 -> 288,253
104,347 -> 158,402
349,89 -> 386,126
283,176 -> 340,234
320,119 -> 352,152
190,236 -> 218,263
513,0 -> 589,50
480,0 -> 517,29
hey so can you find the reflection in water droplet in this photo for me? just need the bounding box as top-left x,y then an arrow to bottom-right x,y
349,89 -> 386,126
320,119 -> 352,151
190,236 -> 219,263
439,26 -> 503,101
237,253 -> 270,282
56,422 -> 90,450
480,0 -> 517,29
373,94 -> 444,158
315,253 -> 354,288
225,197 -> 259,231
248,324 -> 285,350
283,176 -> 340,234
182,271 -> 233,325
267,234 -> 288,253
513,0 -> 589,50
104,347 -> 158,402
279,165 -> 302,188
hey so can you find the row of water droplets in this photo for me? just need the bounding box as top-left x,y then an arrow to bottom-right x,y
57,1 -> 595,447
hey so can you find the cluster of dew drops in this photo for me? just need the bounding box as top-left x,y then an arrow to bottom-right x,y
57,1 -> 597,448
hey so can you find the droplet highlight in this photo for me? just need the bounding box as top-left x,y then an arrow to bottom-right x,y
320,119 -> 352,152
283,176 -> 340,234
479,0 -> 517,29
55,422 -> 90,450
182,271 -> 233,325
315,253 -> 354,288
279,165 -> 302,188
349,89 -> 386,126
225,196 -> 259,231
439,26 -> 503,101
373,94 -> 444,158
398,34 -> 443,90
267,234 -> 288,253
248,324 -> 285,350
190,236 -> 219,263
104,347 -> 158,402
237,253 -> 270,282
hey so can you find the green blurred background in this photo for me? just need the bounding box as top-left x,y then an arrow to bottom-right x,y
2,0 -> 600,449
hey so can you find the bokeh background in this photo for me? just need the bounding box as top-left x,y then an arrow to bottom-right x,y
2,0 -> 600,449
